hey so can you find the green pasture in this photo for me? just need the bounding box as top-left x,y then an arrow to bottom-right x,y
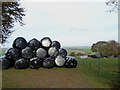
76,57 -> 119,88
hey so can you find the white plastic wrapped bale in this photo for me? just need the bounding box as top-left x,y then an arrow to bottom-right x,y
13,37 -> 27,50
29,57 -> 43,69
55,55 -> 66,66
48,47 -> 59,58
15,58 -> 29,69
41,37 -> 52,48
22,47 -> 34,59
0,56 -> 11,69
43,57 -> 54,69
36,48 -> 47,58
65,56 -> 77,68
28,38 -> 41,50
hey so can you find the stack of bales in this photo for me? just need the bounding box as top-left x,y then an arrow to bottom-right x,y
0,37 -> 77,69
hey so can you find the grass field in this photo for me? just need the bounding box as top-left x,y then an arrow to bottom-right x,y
2,58 -> 119,88
1,47 -> 119,88
76,57 -> 119,88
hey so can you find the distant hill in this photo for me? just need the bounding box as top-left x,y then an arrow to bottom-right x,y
64,46 -> 95,55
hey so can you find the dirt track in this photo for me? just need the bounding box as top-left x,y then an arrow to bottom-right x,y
2,68 -> 94,88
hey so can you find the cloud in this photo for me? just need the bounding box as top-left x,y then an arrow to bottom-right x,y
69,27 -> 89,31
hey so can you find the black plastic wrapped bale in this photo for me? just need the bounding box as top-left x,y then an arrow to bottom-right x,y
0,56 -> 11,69
55,55 -> 66,66
13,37 -> 27,50
51,41 -> 61,49
33,50 -> 36,57
5,48 -> 21,63
59,48 -> 67,58
22,47 -> 34,59
41,37 -> 52,48
43,57 -> 54,69
48,47 -> 59,58
29,57 -> 43,69
65,56 -> 77,68
28,38 -> 41,50
15,58 -> 29,69
36,48 -> 47,58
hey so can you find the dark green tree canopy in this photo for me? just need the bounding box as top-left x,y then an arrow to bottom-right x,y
91,40 -> 120,57
0,0 -> 25,44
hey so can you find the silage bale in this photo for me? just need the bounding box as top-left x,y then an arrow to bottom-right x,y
65,56 -> 77,68
13,37 -> 27,50
22,47 -> 34,59
5,48 -> 21,62
36,48 -> 47,59
55,55 -> 66,67
14,58 -> 29,69
0,56 -> 11,69
48,47 -> 59,58
51,41 -> 61,49
28,38 -> 41,50
43,57 -> 54,69
59,48 -> 67,58
29,57 -> 43,69
41,37 -> 52,48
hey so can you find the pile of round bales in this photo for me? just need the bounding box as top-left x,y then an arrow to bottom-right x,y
0,37 -> 77,69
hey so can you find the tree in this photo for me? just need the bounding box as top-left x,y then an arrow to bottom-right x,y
91,41 -> 108,53
106,0 -> 119,12
118,44 -> 120,56
107,40 -> 118,56
91,40 -> 119,57
0,0 -> 25,44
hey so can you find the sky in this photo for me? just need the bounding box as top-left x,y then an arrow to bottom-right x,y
3,0 -> 118,47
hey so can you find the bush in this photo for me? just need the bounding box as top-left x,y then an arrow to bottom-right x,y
76,52 -> 85,56
69,52 -> 76,56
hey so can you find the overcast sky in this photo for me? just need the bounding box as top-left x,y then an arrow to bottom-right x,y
4,0 -> 118,47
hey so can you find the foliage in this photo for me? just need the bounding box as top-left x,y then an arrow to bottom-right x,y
106,0 -> 119,13
0,0 -> 25,44
91,40 -> 120,57
69,52 -> 76,56
76,52 -> 86,56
